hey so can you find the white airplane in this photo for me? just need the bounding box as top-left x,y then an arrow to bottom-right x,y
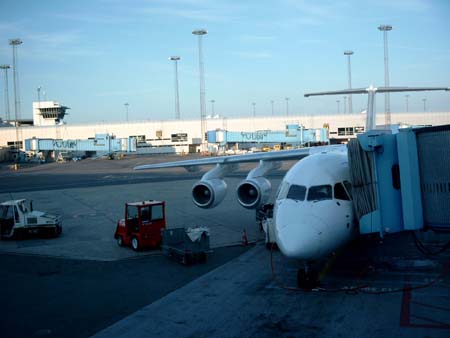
135,86 -> 449,288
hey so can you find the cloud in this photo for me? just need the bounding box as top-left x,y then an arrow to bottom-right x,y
141,7 -> 229,22
284,0 -> 347,25
14,30 -> 105,61
239,35 -> 276,42
95,89 -> 153,97
232,51 -> 272,59
0,21 -> 22,33
52,13 -> 133,25
25,31 -> 82,46
374,0 -> 430,12
138,0 -> 246,23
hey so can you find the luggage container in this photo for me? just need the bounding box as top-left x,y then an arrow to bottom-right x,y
161,227 -> 210,265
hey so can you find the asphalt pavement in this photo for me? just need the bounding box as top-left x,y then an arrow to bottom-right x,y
0,246 -> 250,338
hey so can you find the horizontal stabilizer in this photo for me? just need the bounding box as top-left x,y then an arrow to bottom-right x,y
304,86 -> 449,97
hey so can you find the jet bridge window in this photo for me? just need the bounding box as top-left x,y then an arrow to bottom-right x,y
307,185 -> 332,201
287,185 -> 307,201
334,183 -> 351,201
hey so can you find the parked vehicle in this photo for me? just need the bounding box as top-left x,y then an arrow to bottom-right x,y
114,200 -> 166,251
0,199 -> 62,239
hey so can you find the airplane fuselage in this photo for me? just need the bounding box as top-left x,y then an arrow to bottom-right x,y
274,151 -> 356,261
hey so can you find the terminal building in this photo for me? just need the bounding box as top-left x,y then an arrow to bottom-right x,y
0,100 -> 449,161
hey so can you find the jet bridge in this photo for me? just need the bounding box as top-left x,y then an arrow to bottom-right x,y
348,124 -> 450,236
25,134 -> 137,154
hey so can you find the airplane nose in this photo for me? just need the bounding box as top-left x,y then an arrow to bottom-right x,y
275,212 -> 326,260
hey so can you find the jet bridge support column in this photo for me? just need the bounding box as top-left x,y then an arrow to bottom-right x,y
396,129 -> 423,230
353,130 -> 404,236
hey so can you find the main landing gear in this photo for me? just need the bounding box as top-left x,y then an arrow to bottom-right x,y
297,263 -> 319,290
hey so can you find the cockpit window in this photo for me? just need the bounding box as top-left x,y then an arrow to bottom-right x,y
276,181 -> 290,200
287,185 -> 307,201
343,181 -> 352,199
307,185 -> 332,201
334,183 -> 351,201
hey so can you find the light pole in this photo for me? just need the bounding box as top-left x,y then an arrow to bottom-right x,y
192,29 -> 208,150
285,97 -> 289,116
37,87 -> 42,115
124,103 -> 129,121
0,64 -> 11,121
422,98 -> 427,112
378,25 -> 393,126
336,100 -> 340,114
9,39 -> 22,124
210,99 -> 215,116
9,38 -> 22,155
252,102 -> 256,117
271,100 -> 274,116
405,94 -> 409,112
344,50 -> 354,113
343,96 -> 347,114
169,56 -> 181,119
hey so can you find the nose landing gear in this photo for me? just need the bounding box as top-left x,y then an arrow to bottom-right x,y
297,263 -> 319,290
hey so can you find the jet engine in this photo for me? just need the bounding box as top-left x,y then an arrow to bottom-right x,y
192,178 -> 227,209
190,163 -> 237,209
237,177 -> 271,209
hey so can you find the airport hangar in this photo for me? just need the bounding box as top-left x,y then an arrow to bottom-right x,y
0,100 -> 450,159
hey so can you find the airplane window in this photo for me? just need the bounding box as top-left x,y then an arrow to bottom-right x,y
334,183 -> 351,201
287,185 -> 307,201
307,185 -> 332,201
276,181 -> 290,200
343,181 -> 352,199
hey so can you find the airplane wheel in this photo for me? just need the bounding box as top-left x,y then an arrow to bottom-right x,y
297,268 -> 319,290
53,225 -> 62,237
117,236 -> 123,247
131,237 -> 140,251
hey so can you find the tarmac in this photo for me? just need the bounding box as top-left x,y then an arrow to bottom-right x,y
1,155 -> 449,337
93,232 -> 450,338
0,155 -> 283,260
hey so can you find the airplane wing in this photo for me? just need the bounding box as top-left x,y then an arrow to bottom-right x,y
134,144 -> 346,171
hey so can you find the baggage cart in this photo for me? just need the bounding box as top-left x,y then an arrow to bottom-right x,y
162,227 -> 210,265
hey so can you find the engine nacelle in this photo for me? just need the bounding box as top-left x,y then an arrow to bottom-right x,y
237,177 -> 271,209
192,178 -> 227,209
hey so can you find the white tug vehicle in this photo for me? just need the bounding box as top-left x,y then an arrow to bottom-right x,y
0,199 -> 62,239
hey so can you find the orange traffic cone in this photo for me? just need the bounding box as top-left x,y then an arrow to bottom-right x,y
242,229 -> 248,246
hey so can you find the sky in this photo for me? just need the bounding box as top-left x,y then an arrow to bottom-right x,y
0,0 -> 449,124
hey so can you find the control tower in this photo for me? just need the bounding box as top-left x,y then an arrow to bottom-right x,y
32,101 -> 69,126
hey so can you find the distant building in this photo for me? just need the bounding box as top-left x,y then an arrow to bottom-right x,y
0,100 -> 449,156
32,101 -> 69,126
